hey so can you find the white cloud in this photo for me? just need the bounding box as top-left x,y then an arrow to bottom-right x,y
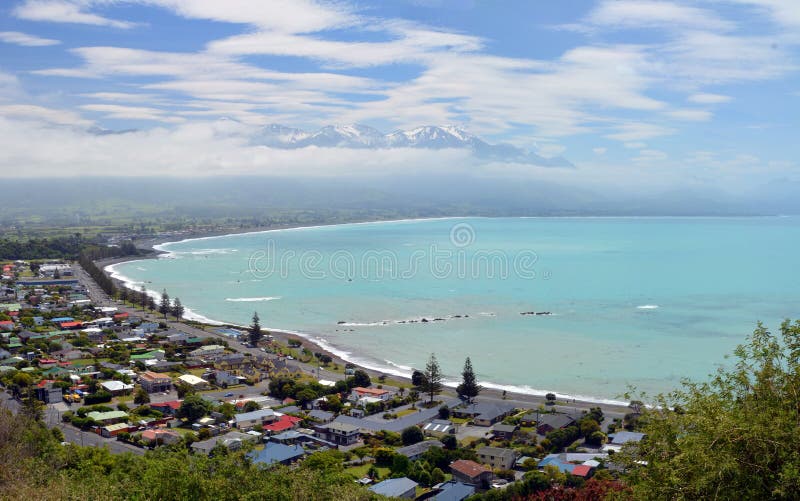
584,0 -> 734,32
665,109 -> 712,121
0,31 -> 60,46
607,123 -> 674,142
688,93 -> 731,104
13,0 -> 135,29
0,104 -> 91,126
80,103 -> 185,123
593,147 -> 607,155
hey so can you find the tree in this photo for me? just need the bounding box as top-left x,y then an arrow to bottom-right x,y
139,285 -> 148,311
456,356 -> 481,403
133,388 -> 150,405
242,401 -> 260,413
421,353 -> 443,404
248,311 -> 262,346
159,290 -> 171,319
545,392 -> 556,404
438,405 -> 450,420
622,320 -> 800,500
411,370 -> 426,387
401,426 -> 424,446
352,369 -> 371,388
147,296 -> 156,312
172,297 -> 184,321
177,394 -> 212,422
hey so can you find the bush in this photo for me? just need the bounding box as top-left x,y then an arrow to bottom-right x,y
374,448 -> 396,467
401,426 -> 424,446
84,391 -> 112,405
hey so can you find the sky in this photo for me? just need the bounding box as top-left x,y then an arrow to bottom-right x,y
0,0 -> 798,194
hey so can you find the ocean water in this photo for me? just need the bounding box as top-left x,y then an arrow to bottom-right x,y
108,217 -> 800,404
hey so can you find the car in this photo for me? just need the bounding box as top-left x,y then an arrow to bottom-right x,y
224,392 -> 234,397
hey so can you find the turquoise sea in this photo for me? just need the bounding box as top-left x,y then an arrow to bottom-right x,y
108,217 -> 800,403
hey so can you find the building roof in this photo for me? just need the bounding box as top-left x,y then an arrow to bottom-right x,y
307,410 -> 333,422
352,386 -> 389,396
572,465 -> 594,477
433,481 -> 476,501
101,380 -> 134,392
151,400 -> 182,411
537,413 -> 575,429
235,408 -> 275,423
248,442 -> 305,466
608,431 -> 645,445
178,374 -> 208,386
139,370 -> 171,382
396,440 -> 443,458
262,415 -> 301,433
323,421 -> 359,433
142,429 -> 180,441
368,477 -> 418,497
492,423 -> 517,433
87,410 -> 128,422
477,446 -> 516,460
423,419 -> 455,434
103,423 -> 130,432
450,459 -> 491,479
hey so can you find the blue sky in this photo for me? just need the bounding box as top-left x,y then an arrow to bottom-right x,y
0,0 -> 798,188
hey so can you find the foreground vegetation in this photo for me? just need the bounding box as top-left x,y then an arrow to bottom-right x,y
0,409 -> 375,501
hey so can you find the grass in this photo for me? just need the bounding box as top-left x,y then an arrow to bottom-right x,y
450,417 -> 470,425
344,463 -> 390,480
396,408 -> 418,418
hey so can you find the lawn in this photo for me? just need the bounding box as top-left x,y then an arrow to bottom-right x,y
396,408 -> 418,418
344,463 -> 391,480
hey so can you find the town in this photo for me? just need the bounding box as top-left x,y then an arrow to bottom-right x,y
1,257 -> 642,499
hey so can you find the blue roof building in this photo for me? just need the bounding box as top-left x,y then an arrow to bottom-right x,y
368,477 -> 418,499
248,442 -> 305,466
432,481 -> 476,501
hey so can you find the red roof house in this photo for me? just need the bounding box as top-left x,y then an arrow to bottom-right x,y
262,415 -> 302,433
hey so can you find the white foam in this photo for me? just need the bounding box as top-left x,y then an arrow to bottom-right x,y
637,304 -> 659,310
225,297 -> 281,302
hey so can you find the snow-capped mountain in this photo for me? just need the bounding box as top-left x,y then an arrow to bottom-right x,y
252,123 -> 573,167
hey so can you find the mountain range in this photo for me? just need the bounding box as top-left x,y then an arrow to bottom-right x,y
252,123 -> 573,167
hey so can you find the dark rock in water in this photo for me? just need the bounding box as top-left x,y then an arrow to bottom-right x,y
337,321 -> 346,324
453,315 -> 462,318
520,311 -> 536,316
433,318 -> 444,321
536,311 -> 552,316
421,318 -> 429,323
464,315 -> 469,318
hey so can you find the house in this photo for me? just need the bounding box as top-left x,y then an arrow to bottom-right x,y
262,414 -> 302,434
166,332 -> 189,345
0,320 -> 15,331
315,421 -> 360,446
101,423 -> 134,438
476,446 -> 516,470
423,419 -> 458,438
307,410 -> 334,423
101,380 -> 134,395
213,370 -> 241,387
491,423 -> 518,440
430,481 -> 476,501
234,408 -> 277,431
190,345 -> 225,358
137,322 -> 159,334
349,386 -> 391,402
177,374 -> 209,389
450,459 -> 493,487
139,371 -> 172,393
191,431 -> 254,455
248,442 -> 305,467
150,400 -> 182,416
571,464 -> 595,479
33,380 -> 63,403
215,353 -> 246,370
607,431 -> 645,445
87,410 -> 129,425
536,413 -> 576,435
396,440 -> 443,461
141,429 -> 181,446
130,350 -> 166,362
368,477 -> 418,499
452,402 -> 515,426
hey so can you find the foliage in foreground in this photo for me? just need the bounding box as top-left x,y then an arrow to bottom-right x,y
0,410 -> 375,501
619,320 -> 800,500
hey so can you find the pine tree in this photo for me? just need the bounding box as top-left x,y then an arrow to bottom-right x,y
172,297 -> 184,321
139,285 -> 147,310
159,290 -> 171,319
421,353 -> 443,404
249,311 -> 262,346
456,356 -> 481,403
